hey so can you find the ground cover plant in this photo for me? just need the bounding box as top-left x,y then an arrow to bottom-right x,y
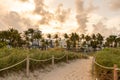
0,47 -> 88,76
95,48 -> 120,80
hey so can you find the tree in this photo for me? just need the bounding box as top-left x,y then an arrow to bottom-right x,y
85,35 -> 91,46
70,33 -> 79,50
96,33 -> 104,48
115,37 -> 120,47
64,33 -> 69,39
47,34 -> 52,48
106,35 -> 117,47
92,34 -> 96,41
90,34 -> 98,51
66,40 -> 71,50
47,34 -> 51,39
24,28 -> 42,48
80,34 -> 85,41
54,34 -> 59,47
24,28 -> 34,42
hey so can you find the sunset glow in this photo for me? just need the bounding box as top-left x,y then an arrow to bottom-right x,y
0,0 -> 120,36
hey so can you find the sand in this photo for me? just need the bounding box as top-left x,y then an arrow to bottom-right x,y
0,57 -> 93,80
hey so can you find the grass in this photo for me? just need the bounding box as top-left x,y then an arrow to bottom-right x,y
0,47 -> 88,75
94,48 -> 120,80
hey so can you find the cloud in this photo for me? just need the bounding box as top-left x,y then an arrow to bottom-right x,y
105,16 -> 120,30
75,0 -> 96,34
33,0 -> 71,25
33,0 -> 53,25
19,0 -> 28,2
93,21 -> 120,37
55,4 -> 71,23
0,11 -> 38,32
108,0 -> 120,11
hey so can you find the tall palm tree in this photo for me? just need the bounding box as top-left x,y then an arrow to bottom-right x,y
47,34 -> 52,48
64,33 -> 69,40
70,33 -> 79,50
54,34 -> 59,47
64,33 -> 70,49
115,37 -> 120,47
85,35 -> 91,46
90,34 -> 98,51
47,34 -> 51,39
80,34 -> 85,41
96,33 -> 104,48
33,30 -> 42,47
8,28 -> 23,47
92,34 -> 96,41
106,35 -> 117,47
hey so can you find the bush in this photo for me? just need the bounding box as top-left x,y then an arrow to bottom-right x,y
95,48 -> 120,80
0,48 -> 87,75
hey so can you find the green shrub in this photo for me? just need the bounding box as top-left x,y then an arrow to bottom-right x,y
0,48 -> 87,75
95,48 -> 120,80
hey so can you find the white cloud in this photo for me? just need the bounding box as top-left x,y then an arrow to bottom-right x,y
105,16 -> 120,30
109,0 -> 120,11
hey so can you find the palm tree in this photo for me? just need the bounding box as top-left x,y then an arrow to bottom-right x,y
47,34 -> 51,39
85,35 -> 91,46
80,34 -> 86,48
115,37 -> 120,47
64,33 -> 70,49
106,35 -> 117,47
8,28 -> 23,47
24,28 -> 34,46
90,34 -> 98,51
47,34 -> 52,48
33,30 -> 42,47
64,33 -> 69,40
80,34 -> 85,41
70,33 -> 79,50
41,39 -> 46,50
92,34 -> 96,41
54,34 -> 59,47
96,33 -> 104,48
66,39 -> 71,50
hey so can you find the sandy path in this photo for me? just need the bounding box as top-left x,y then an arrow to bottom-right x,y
42,57 -> 92,80
0,57 -> 93,80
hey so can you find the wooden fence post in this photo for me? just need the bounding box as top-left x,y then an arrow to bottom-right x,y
66,53 -> 68,63
113,64 -> 118,80
52,55 -> 54,67
26,55 -> 30,77
92,58 -> 95,79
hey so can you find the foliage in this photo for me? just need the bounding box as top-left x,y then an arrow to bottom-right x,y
0,48 -> 87,74
95,48 -> 120,80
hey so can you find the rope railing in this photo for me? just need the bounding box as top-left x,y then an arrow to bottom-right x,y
0,58 -> 26,72
29,57 -> 52,62
0,54 -> 68,73
0,53 -> 81,77
93,57 -> 120,80
54,54 -> 66,60
93,58 -> 114,70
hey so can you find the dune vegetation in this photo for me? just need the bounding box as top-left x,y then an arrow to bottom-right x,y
95,48 -> 120,80
0,47 -> 88,76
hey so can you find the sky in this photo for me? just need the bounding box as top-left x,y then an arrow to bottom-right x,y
0,0 -> 120,36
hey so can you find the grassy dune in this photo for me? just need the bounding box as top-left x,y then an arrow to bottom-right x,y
95,48 -> 120,80
0,48 -> 88,75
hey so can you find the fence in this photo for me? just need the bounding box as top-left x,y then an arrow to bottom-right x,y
0,53 -> 69,77
92,57 -> 120,80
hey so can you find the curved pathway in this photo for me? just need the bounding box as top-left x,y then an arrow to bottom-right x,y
0,57 -> 93,80
42,57 -> 93,80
